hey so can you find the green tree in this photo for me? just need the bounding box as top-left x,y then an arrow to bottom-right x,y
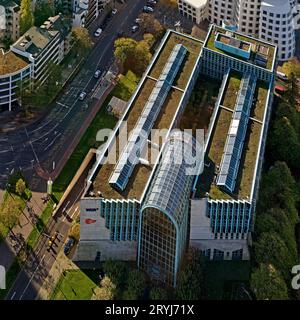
150,287 -> 169,300
15,179 -> 26,196
250,264 -> 289,300
123,269 -> 145,300
0,197 -> 22,230
20,0 -> 34,35
254,232 -> 297,280
103,260 -> 128,288
281,58 -> 300,78
34,1 -> 55,27
176,248 -> 204,300
71,27 -> 93,58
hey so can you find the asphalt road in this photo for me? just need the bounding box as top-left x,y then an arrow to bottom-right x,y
0,0 -> 147,192
4,0 -> 148,300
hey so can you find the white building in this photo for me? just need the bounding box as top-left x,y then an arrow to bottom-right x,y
178,0 -> 208,24
178,0 -> 296,61
11,15 -> 71,83
260,0 -> 296,61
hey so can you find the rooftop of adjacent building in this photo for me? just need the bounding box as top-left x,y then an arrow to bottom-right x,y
204,25 -> 277,71
12,14 -> 70,56
261,0 -> 292,11
0,48 -> 28,76
179,0 -> 208,9
0,0 -> 19,10
87,30 -> 203,201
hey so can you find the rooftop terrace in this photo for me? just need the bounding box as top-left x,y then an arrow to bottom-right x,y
204,25 -> 276,71
0,49 -> 28,76
90,31 -> 203,201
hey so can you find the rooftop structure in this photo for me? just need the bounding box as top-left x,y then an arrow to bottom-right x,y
0,48 -> 28,75
205,25 -> 276,71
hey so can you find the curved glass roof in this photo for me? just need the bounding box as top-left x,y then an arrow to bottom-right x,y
142,131 -> 203,226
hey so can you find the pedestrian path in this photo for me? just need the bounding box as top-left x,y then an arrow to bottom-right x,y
0,191 -> 47,271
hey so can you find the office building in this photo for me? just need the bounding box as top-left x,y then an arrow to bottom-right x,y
0,0 -> 20,46
75,25 -> 277,287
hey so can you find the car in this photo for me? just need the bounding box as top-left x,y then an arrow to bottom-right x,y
143,6 -> 154,13
131,25 -> 139,33
94,27 -> 102,37
112,8 -> 117,15
117,30 -> 124,37
64,237 -> 75,255
135,18 -> 142,24
94,69 -> 102,78
78,91 -> 87,101
147,0 -> 157,6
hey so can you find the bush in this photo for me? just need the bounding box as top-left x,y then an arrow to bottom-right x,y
103,260 -> 128,288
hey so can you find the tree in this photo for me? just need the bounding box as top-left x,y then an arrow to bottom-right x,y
150,287 -> 169,300
103,260 -> 128,288
176,248 -> 204,300
250,264 -> 289,300
139,13 -> 165,40
0,197 -> 22,230
71,27 -> 93,58
114,38 -> 152,76
92,276 -> 116,300
69,223 -> 80,242
254,232 -> 297,280
281,58 -> 300,78
20,0 -> 34,35
15,179 -> 26,196
34,1 -> 55,27
7,171 -> 26,194
123,269 -> 145,300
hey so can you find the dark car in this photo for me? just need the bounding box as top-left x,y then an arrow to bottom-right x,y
117,30 -> 124,37
64,237 -> 75,255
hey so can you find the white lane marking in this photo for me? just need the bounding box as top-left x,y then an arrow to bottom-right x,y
43,133 -> 62,152
10,291 -> 16,300
19,254 -> 45,300
0,149 -> 11,154
70,206 -> 79,220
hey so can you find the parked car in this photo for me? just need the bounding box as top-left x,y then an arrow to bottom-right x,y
131,25 -> 139,33
94,27 -> 102,37
143,6 -> 154,13
112,8 -> 118,15
147,0 -> 157,6
78,91 -> 87,101
135,18 -> 142,25
64,237 -> 75,255
94,69 -> 102,78
117,30 -> 124,37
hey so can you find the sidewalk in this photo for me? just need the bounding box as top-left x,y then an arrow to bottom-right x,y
0,191 -> 47,271
38,249 -> 79,300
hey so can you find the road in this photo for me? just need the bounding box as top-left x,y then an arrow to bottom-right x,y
4,0 -> 148,300
0,0 -> 146,192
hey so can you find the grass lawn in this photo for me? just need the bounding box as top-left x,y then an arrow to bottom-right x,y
250,81 -> 269,122
202,260 -> 251,300
51,269 -> 98,300
221,72 -> 242,110
53,71 -> 138,196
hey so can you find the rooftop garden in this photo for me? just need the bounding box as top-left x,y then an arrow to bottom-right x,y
149,32 -> 202,90
250,80 -> 269,122
0,50 -> 28,75
205,26 -> 275,70
221,72 -> 242,110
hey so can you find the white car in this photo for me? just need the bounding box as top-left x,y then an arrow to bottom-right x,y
94,69 -> 102,78
143,6 -> 154,13
131,25 -> 139,33
112,8 -> 117,15
94,28 -> 102,37
78,91 -> 87,101
135,18 -> 142,24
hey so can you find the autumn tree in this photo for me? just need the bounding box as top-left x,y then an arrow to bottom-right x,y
20,0 -> 34,35
139,13 -> 165,40
250,264 -> 289,300
0,196 -> 22,230
92,276 -> 116,300
69,223 -> 80,242
71,27 -> 93,57
15,179 -> 26,196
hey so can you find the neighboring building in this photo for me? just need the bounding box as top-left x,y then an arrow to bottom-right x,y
75,25 -> 276,287
11,14 -> 71,83
0,0 -> 20,46
178,0 -> 208,24
0,49 -> 32,111
260,0 -> 296,61
178,0 -> 295,61
72,0 -> 109,28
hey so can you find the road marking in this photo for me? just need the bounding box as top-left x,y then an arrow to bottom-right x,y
43,133 -> 62,152
0,149 -> 10,154
19,254 -> 45,300
70,206 -> 79,220
10,291 -> 16,300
